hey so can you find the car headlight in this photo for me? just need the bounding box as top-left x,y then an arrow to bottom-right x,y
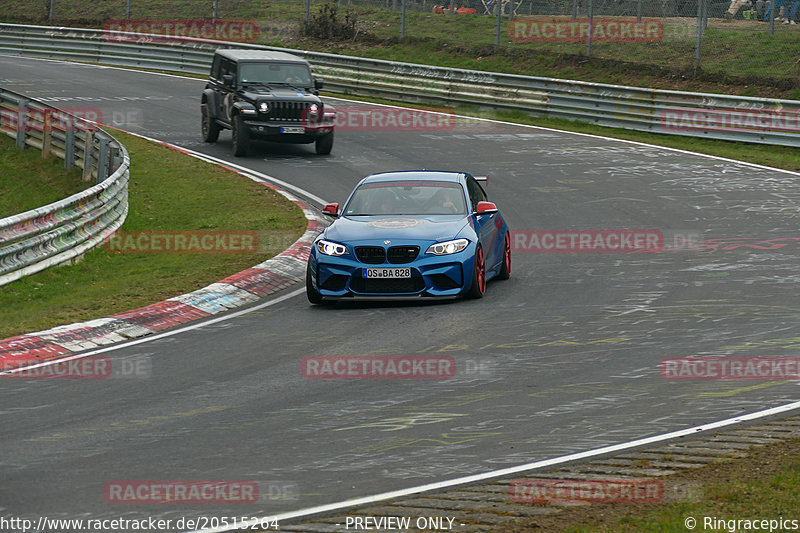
317,239 -> 348,256
426,238 -> 469,255
308,103 -> 319,116
258,102 -> 269,113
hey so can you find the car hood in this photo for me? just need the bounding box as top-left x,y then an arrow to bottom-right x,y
242,87 -> 315,100
324,215 -> 469,244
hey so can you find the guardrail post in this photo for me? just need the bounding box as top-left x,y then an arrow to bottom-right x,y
48,0 -> 55,21
111,147 -> 123,173
15,101 -> 27,149
82,130 -> 94,181
42,110 -> 52,159
637,0 -> 642,21
64,129 -> 75,169
97,136 -> 111,184
126,0 -> 131,19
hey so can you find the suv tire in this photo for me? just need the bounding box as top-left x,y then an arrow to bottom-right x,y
232,115 -> 250,157
315,132 -> 334,155
201,103 -> 221,143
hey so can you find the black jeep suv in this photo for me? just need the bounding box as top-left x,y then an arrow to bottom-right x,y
201,49 -> 335,156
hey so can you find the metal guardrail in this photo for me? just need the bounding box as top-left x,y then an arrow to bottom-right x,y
0,22 -> 797,147
0,86 -> 129,286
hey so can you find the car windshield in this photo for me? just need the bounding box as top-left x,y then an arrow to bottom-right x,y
343,181 -> 467,216
239,62 -> 312,86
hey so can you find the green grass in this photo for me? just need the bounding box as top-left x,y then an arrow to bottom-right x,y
0,130 -> 306,339
0,134 -> 88,217
2,0 -> 799,97
500,438 -> 800,532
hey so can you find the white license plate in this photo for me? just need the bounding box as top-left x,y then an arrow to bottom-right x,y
280,126 -> 305,134
363,268 -> 411,279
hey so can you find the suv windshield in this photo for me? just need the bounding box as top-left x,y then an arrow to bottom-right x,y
239,62 -> 312,86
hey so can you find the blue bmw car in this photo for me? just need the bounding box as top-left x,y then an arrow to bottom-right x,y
306,171 -> 511,303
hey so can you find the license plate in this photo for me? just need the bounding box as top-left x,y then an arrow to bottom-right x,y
280,126 -> 305,134
363,268 -> 411,279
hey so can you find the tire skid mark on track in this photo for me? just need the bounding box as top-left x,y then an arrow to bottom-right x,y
6,57 -> 800,530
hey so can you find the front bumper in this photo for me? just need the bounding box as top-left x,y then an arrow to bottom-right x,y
242,120 -> 333,143
309,245 -> 477,300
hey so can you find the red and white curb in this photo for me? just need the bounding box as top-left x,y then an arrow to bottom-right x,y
0,141 -> 327,370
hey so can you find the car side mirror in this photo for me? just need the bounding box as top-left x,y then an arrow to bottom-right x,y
222,74 -> 234,87
475,201 -> 498,214
314,78 -> 324,90
322,202 -> 339,217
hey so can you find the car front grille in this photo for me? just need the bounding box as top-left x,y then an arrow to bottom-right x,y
387,246 -> 419,264
260,101 -> 310,122
355,246 -> 386,264
355,246 -> 419,264
350,275 -> 425,294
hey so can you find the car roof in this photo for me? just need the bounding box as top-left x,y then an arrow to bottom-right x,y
360,171 -> 468,185
213,49 -> 309,64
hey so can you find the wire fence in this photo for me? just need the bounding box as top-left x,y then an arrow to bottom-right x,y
20,1 -> 800,87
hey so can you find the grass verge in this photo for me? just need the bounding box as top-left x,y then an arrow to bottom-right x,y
499,437 -> 800,532
0,134 -> 87,217
0,129 -> 306,340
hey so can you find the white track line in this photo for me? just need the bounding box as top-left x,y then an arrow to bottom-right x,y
0,288 -> 304,376
5,54 -> 800,531
191,399 -> 800,532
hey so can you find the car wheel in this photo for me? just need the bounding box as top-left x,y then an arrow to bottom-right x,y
232,115 -> 250,157
497,231 -> 511,280
201,103 -> 221,143
315,132 -> 334,155
306,263 -> 323,304
466,245 -> 486,299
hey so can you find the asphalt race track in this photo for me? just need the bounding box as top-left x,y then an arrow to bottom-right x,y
2,56 -> 800,528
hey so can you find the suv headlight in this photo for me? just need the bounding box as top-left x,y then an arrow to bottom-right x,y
426,238 -> 469,256
258,102 -> 269,113
317,239 -> 348,256
308,103 -> 320,117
